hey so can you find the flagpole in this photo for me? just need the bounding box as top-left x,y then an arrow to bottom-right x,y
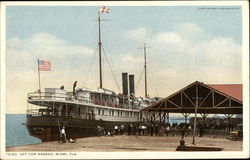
37,59 -> 41,93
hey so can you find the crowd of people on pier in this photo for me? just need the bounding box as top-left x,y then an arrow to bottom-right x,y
57,118 -> 240,144
108,118 -> 240,137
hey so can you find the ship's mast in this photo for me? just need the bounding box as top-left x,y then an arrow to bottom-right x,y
143,44 -> 147,98
138,43 -> 150,97
98,11 -> 103,88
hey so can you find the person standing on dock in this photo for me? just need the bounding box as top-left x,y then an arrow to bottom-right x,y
155,124 -> 159,136
141,125 -> 146,135
138,124 -> 142,135
199,124 -> 204,137
128,124 -> 132,136
133,125 -> 137,135
188,125 -> 192,136
114,125 -> 118,135
166,125 -> 170,137
180,136 -> 185,146
61,127 -> 67,143
150,124 -> 153,136
181,125 -> 186,137
120,124 -> 125,135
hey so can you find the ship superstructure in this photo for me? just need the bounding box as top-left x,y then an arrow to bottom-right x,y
26,74 -> 158,141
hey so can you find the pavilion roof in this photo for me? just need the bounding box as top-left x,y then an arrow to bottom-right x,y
141,81 -> 242,114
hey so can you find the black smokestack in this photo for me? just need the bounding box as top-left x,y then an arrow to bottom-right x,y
122,73 -> 128,95
129,74 -> 135,96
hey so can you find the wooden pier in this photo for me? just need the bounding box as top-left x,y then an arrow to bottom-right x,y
6,135 -> 242,152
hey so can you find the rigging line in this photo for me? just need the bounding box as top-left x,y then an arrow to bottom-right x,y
136,86 -> 144,96
77,47 -> 93,87
151,69 -> 160,97
152,75 -> 160,96
135,66 -> 144,90
101,34 -> 123,79
102,45 -> 121,92
146,59 -> 158,97
82,44 -> 99,87
101,45 -> 121,92
148,74 -> 157,97
147,67 -> 159,97
133,56 -> 143,86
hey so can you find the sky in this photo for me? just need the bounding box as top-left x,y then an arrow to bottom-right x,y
5,5 -> 243,114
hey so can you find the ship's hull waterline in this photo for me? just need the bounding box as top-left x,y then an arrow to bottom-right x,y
26,116 -> 139,141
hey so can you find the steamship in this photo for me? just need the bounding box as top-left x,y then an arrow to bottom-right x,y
26,7 -> 158,141
26,73 -> 155,141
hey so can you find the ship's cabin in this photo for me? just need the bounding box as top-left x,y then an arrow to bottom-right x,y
26,87 -> 155,122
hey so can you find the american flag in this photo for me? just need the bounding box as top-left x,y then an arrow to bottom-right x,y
38,60 -> 51,71
99,6 -> 110,14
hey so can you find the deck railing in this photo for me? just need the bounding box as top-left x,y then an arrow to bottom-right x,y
27,92 -> 90,102
27,92 -> 141,110
26,108 -> 139,122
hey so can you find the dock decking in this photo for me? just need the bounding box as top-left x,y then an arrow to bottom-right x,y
6,135 -> 242,152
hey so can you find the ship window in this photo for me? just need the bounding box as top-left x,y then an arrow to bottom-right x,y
102,110 -> 104,115
118,111 -> 119,116
121,111 -> 122,116
98,109 -> 100,115
112,110 -> 114,116
125,112 -> 129,117
130,112 -> 132,117
109,110 -> 111,115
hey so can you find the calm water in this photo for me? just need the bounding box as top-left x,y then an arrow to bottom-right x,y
6,114 -> 41,147
5,114 -> 186,147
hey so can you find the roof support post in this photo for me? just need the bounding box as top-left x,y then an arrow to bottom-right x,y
167,113 -> 169,124
224,114 -> 234,131
192,83 -> 200,145
146,110 -> 149,123
150,112 -> 153,123
159,111 -> 162,126
139,111 -> 142,122
200,113 -> 208,124
181,113 -> 190,124
224,114 -> 234,119
153,112 -> 156,123
145,110 -> 150,123
163,112 -> 166,126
